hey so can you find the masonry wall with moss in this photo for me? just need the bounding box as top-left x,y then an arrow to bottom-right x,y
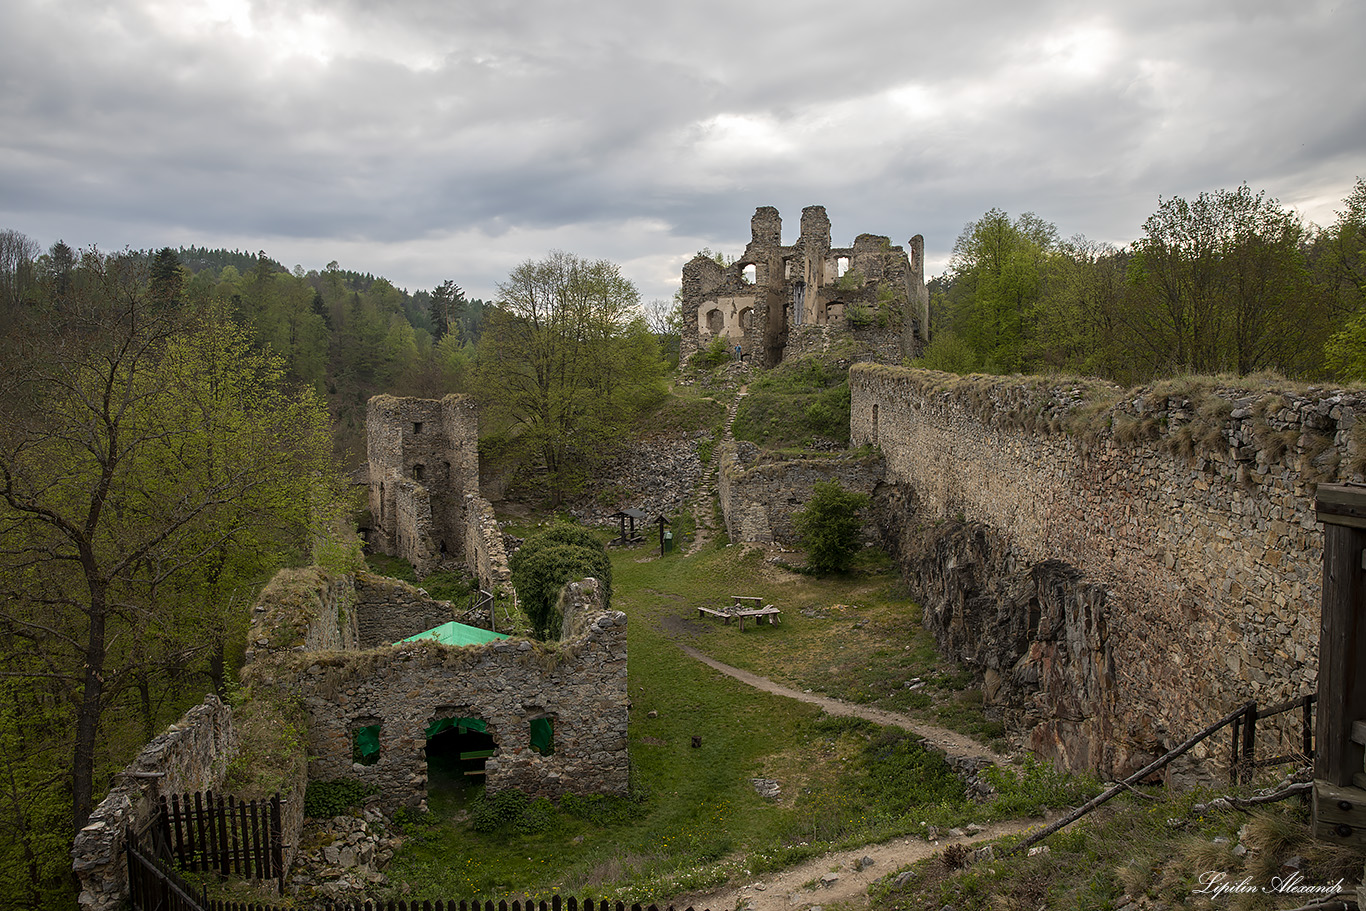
717,440 -> 885,545
244,571 -> 628,813
850,364 -> 1365,779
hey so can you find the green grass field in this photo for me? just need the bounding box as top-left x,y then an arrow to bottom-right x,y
370,532 -> 1069,905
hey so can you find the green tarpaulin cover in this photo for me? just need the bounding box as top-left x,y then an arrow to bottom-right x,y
530,717 -> 554,755
353,724 -> 381,764
400,621 -> 510,648
424,716 -> 488,739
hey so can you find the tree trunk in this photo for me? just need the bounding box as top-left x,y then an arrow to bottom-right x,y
71,601 -> 106,836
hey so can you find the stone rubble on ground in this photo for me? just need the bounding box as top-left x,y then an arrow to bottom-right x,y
750,778 -> 782,800
289,809 -> 401,903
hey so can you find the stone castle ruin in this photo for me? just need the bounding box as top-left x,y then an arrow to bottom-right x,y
244,571 -> 629,812
75,390 -> 627,910
680,205 -> 930,367
366,393 -> 510,588
74,568 -> 628,911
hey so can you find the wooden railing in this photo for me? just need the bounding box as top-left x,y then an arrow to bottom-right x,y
1229,694 -> 1315,784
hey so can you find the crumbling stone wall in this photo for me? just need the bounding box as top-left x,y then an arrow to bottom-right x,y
354,573 -> 459,648
366,394 -> 479,577
717,440 -> 884,545
244,567 -> 359,663
680,206 -> 928,368
366,394 -> 511,594
249,575 -> 628,813
851,364 -> 1362,779
73,696 -> 238,911
464,494 -> 512,592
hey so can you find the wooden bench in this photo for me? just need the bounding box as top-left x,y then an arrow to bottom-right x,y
733,606 -> 781,631
697,606 -> 733,624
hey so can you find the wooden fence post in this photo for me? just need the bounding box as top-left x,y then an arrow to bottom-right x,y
1240,702 -> 1257,784
1312,484 -> 1366,845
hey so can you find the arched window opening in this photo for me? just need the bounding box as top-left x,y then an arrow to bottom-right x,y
412,463 -> 425,481
706,309 -> 724,333
738,307 -> 754,331
742,264 -> 757,284
836,256 -> 850,278
413,422 -> 423,434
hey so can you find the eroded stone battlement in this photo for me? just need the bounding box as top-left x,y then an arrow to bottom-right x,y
680,206 -> 928,368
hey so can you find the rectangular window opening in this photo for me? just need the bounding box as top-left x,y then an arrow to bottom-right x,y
529,716 -> 555,756
353,723 -> 381,766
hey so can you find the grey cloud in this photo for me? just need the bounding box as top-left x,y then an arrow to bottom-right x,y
2,0 -> 1365,303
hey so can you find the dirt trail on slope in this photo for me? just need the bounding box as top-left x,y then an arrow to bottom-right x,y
674,644 -> 1010,768
674,820 -> 1035,911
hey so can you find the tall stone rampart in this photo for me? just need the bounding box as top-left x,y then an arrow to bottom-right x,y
851,364 -> 1364,778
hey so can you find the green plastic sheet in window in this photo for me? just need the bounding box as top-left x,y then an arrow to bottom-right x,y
424,716 -> 488,739
353,724 -> 381,765
530,717 -> 554,755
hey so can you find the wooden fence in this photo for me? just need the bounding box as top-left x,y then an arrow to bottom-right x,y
158,791 -> 285,891
127,826 -> 209,911
1229,693 -> 1316,784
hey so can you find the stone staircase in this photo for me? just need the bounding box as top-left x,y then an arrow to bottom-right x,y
685,383 -> 747,554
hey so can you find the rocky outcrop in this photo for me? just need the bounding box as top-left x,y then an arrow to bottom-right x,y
875,491 -> 1140,776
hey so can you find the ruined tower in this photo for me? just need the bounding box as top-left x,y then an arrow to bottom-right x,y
679,205 -> 930,367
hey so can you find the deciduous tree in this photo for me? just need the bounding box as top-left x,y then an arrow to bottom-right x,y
0,251 -> 344,841
477,251 -> 665,502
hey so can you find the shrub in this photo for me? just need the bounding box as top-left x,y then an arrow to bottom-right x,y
469,788 -> 529,833
690,337 -> 731,371
304,779 -> 379,819
793,481 -> 870,574
509,524 -> 612,638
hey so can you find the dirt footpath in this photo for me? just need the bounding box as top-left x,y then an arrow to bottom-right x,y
674,644 -> 1009,768
673,820 -> 1033,911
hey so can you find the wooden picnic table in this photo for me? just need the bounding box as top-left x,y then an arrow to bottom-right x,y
732,605 -> 781,631
695,598 -> 781,630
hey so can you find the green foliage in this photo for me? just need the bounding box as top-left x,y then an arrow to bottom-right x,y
793,481 -> 870,574
303,779 -> 380,819
913,330 -> 982,374
469,788 -> 530,833
732,354 -> 852,448
690,336 -> 732,370
508,524 -> 612,638
835,268 -> 865,291
632,392 -> 726,437
982,755 -> 1101,818
0,257 -> 348,844
476,251 -> 667,504
786,723 -> 964,844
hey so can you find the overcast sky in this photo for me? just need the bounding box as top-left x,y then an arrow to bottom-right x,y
4,0 -> 1365,304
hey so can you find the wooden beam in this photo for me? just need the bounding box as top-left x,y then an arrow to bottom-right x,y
1314,485 -> 1366,787
1312,779 -> 1366,846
